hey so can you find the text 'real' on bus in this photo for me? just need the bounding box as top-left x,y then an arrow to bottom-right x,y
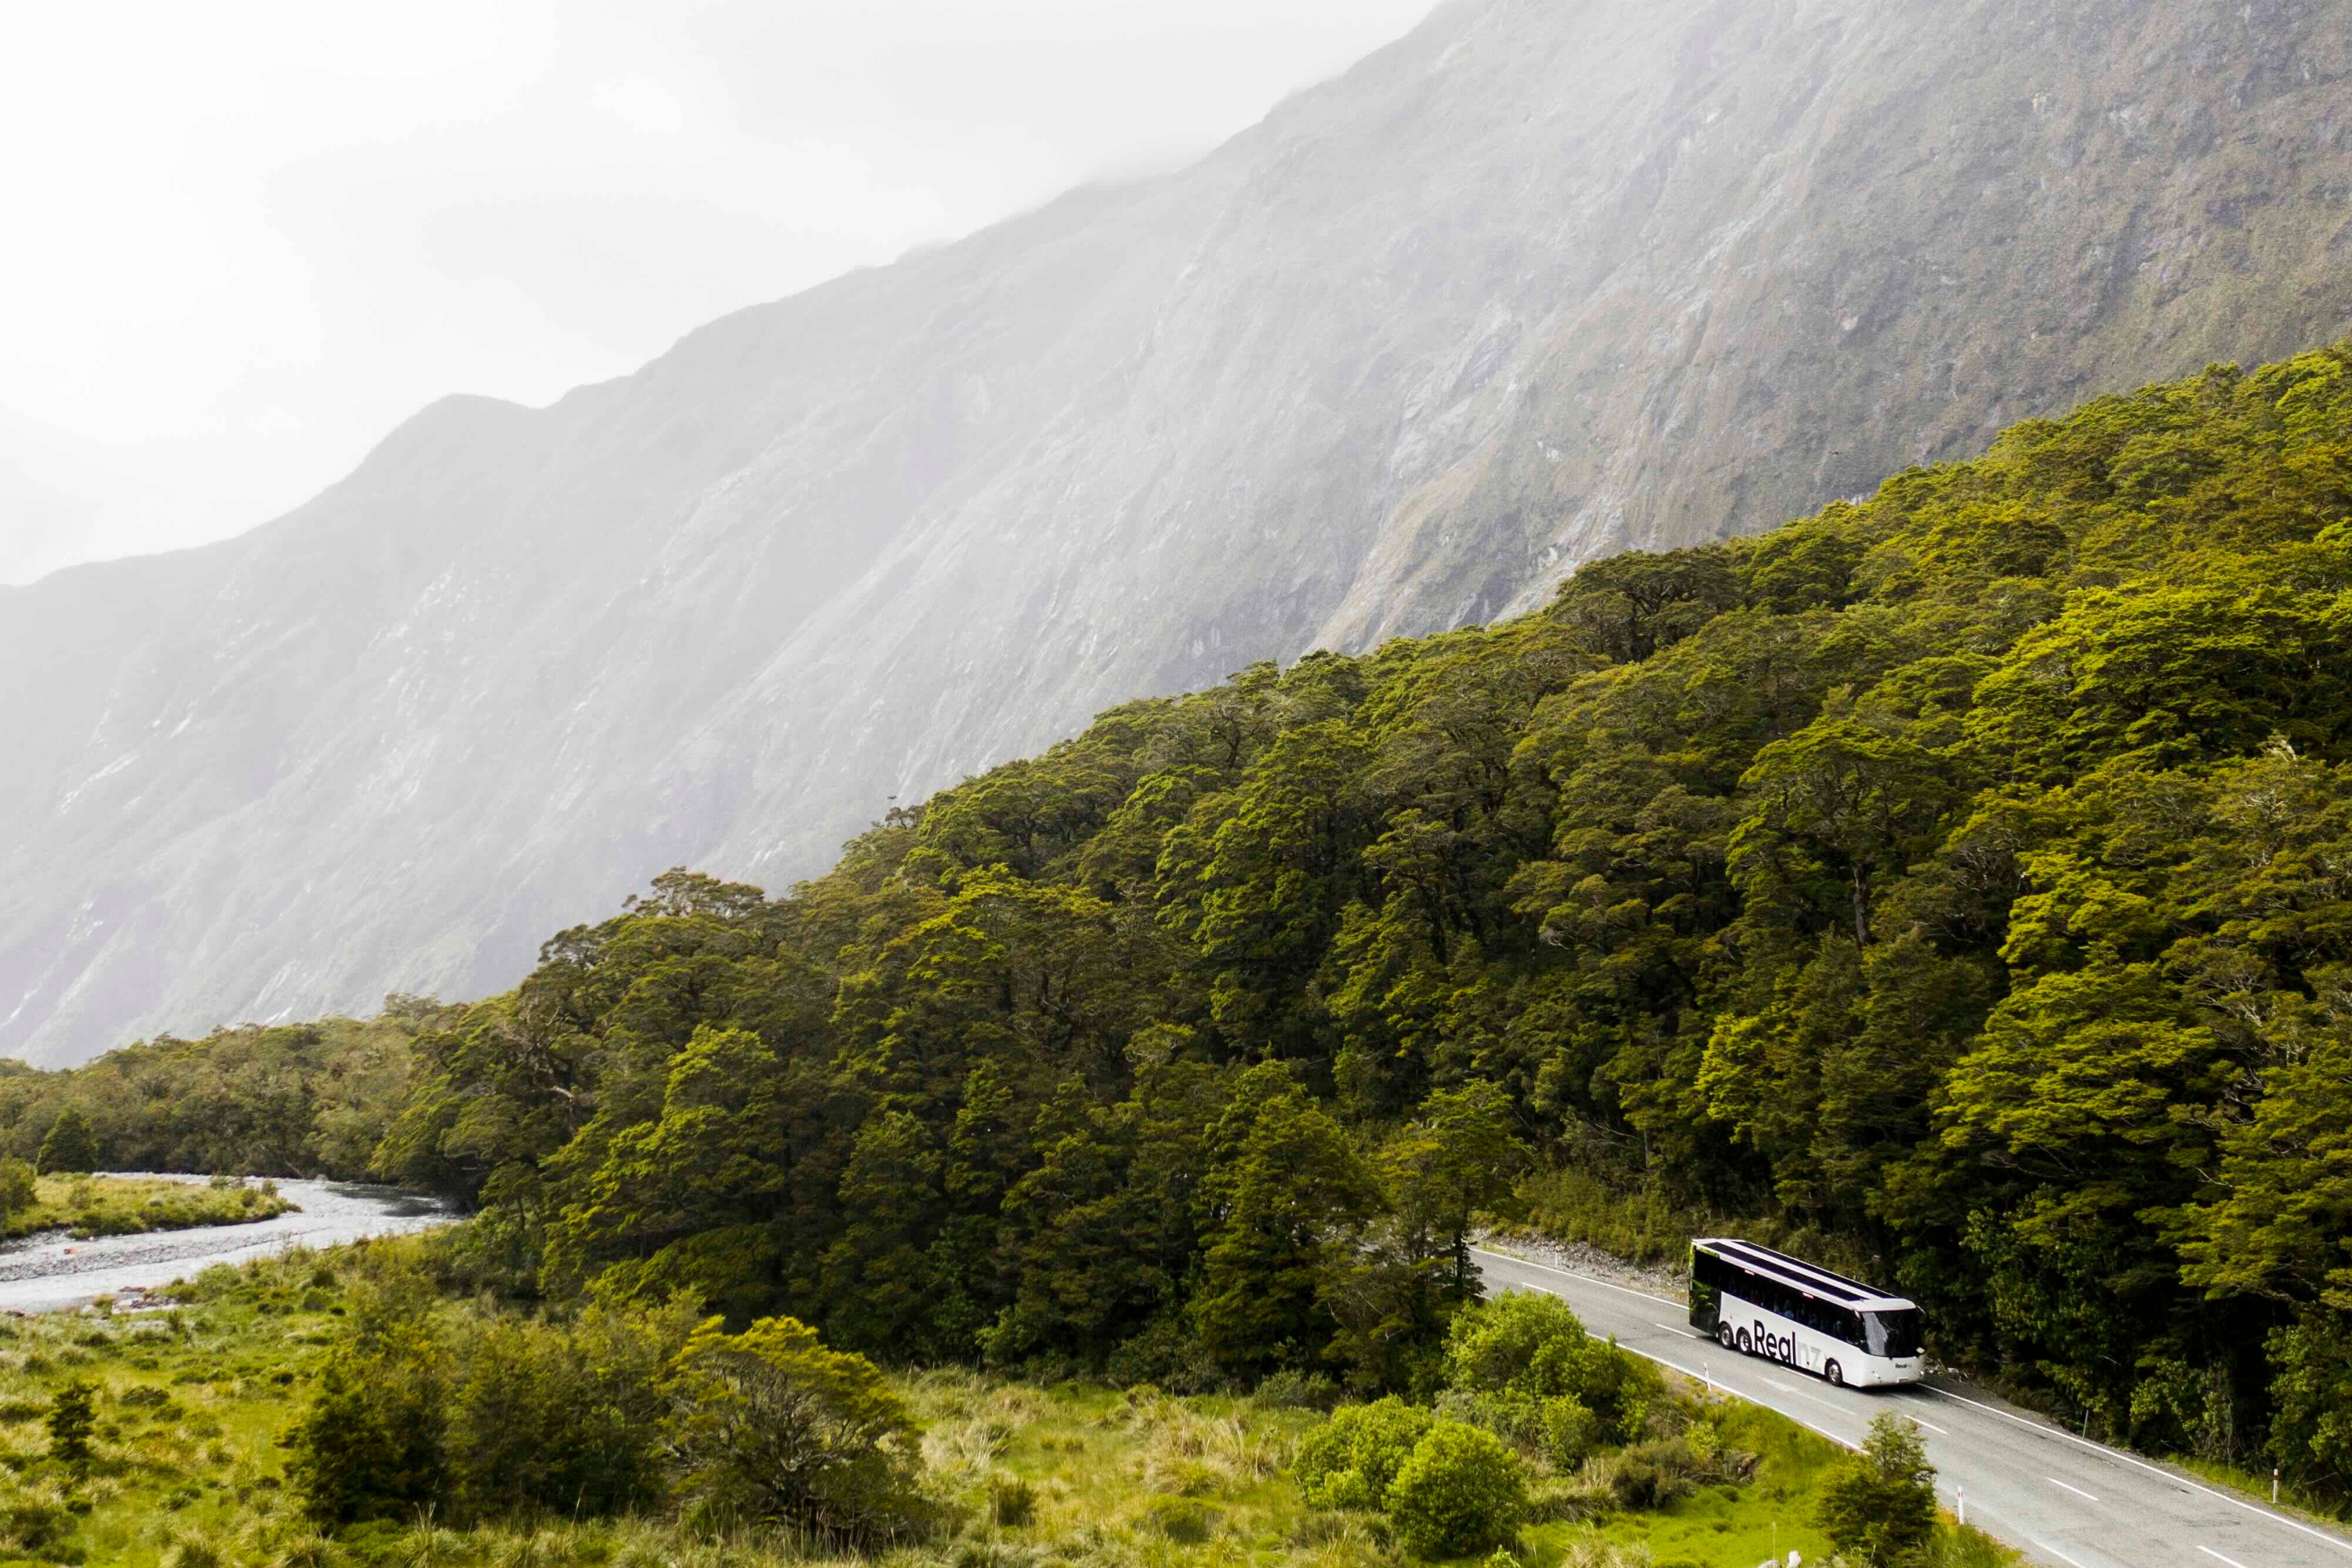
1688,1237 -> 1925,1388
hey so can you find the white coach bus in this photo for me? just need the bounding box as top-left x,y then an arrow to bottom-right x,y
1688,1236 -> 1926,1388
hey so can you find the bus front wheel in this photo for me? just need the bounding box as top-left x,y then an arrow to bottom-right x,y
1824,1360 -> 1845,1388
1736,1328 -> 1752,1355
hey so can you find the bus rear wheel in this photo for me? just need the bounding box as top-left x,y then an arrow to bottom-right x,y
1716,1323 -> 1734,1351
1736,1327 -> 1752,1355
1824,1360 -> 1845,1388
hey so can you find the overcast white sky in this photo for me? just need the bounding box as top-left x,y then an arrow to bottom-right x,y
0,0 -> 1436,586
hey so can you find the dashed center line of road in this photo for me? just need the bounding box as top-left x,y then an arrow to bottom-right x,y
1920,1384 -> 2352,1557
2030,1539 -> 2092,1568
2199,1546 -> 2252,1568
2048,1477 -> 2100,1504
1648,1319 -> 1708,1340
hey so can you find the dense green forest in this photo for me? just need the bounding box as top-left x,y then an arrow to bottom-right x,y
0,1009 -> 434,1179
21,344 -> 2352,1504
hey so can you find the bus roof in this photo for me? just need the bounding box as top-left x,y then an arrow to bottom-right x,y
1693,1236 -> 1916,1312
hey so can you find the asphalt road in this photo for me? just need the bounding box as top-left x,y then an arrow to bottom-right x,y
1473,1246 -> 2352,1568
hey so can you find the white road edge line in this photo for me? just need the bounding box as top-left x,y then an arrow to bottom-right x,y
2198,1547 -> 2251,1568
1471,1244 -> 1684,1308
1922,1385 -> 2352,1557
1611,1341 -> 1860,1453
2048,1477 -> 2100,1503
2030,1539 -> 2092,1568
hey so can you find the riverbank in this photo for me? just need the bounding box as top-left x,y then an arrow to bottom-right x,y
0,1178 -> 453,1313
0,1174 -> 295,1243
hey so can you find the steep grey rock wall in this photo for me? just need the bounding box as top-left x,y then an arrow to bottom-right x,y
4,0 -> 2349,1064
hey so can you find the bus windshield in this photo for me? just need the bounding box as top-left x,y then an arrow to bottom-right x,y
1864,1308 -> 1923,1359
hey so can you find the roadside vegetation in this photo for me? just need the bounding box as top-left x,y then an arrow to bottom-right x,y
0,1234 -> 2002,1568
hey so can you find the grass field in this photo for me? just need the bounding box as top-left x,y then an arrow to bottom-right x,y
0,1177 -> 294,1243
0,1243 -> 2008,1568
1566,1403 -> 1842,1567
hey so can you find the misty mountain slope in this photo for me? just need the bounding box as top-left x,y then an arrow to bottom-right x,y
5,0 -> 2350,1065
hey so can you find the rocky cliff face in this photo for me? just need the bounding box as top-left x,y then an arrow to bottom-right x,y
5,0 -> 2349,1065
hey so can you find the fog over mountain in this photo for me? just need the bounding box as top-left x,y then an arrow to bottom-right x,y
5,0 -> 2349,1065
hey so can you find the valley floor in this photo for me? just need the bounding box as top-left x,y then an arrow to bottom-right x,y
0,1242 -> 1999,1568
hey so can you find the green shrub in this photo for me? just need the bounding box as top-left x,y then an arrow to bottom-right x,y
44,1381 -> 94,1469
989,1475 -> 1036,1527
158,1529 -> 227,1568
1515,1169 -> 1709,1266
1434,1388 -> 1599,1470
282,1356 -> 442,1524
0,1160 -> 34,1220
1913,1523 -> 2012,1568
1521,1472 -> 1610,1525
36,1109 -> 98,1176
1817,1414 -> 1937,1565
1253,1367 -> 1341,1410
660,1313 -> 926,1544
2264,1310 -> 2352,1494
1440,1293 -> 1654,1443
1602,1438 -> 1700,1510
1384,1421 -> 1526,1559
441,1298 -> 693,1522
1145,1497 -> 1219,1542
1294,1397 -> 1436,1510
0,1476 -> 72,1554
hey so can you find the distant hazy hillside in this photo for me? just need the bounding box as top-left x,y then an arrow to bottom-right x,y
3,0 -> 2349,1064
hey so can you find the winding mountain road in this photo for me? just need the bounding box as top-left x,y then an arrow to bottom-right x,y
1474,1246 -> 2352,1568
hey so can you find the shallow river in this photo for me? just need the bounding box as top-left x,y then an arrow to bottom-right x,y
0,1176 -> 456,1312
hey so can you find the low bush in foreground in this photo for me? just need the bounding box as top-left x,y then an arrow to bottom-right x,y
1385,1421 -> 1526,1557
1817,1414 -> 1940,1565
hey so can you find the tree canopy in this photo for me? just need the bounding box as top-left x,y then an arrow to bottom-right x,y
34,343 -> 2352,1501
